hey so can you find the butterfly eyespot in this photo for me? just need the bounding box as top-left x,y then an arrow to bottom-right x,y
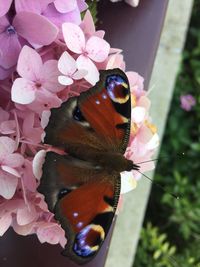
106,74 -> 129,104
73,224 -> 104,257
73,106 -> 86,122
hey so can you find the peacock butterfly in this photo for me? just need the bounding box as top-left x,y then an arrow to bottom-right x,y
37,68 -> 140,265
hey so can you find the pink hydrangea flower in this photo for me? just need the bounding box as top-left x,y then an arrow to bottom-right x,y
0,136 -> 24,199
0,13 -> 58,74
180,94 -> 196,111
44,0 -> 87,27
62,22 -> 110,85
58,51 -> 87,85
11,46 -> 64,105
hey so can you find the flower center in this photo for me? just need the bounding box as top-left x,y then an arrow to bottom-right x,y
6,25 -> 16,35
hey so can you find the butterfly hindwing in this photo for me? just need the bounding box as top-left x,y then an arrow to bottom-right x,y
38,152 -> 120,265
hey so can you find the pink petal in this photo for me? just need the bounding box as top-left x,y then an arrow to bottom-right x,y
42,60 -> 64,92
138,125 -> 153,144
0,170 -> 18,199
77,0 -> 88,12
76,55 -> 99,85
0,30 -> 22,69
120,171 -> 137,194
13,221 -> 34,236
146,133 -> 159,150
0,213 -> 12,236
15,0 -> 52,13
37,223 -> 64,245
17,46 -> 43,81
106,54 -> 125,70
21,159 -> 37,192
72,69 -> 87,80
138,96 -> 151,110
125,0 -> 140,7
86,36 -> 110,63
11,78 -> 36,104
94,30 -> 105,39
0,0 -> 12,17
54,0 -> 77,13
33,150 -> 46,180
131,107 -> 146,123
81,10 -> 95,36
17,204 -> 38,225
4,153 -> 24,168
0,136 -> 16,157
41,110 -> 51,129
126,71 -> 144,95
13,12 -> 58,46
1,165 -> 21,177
62,22 -> 85,54
58,75 -> 73,86
43,4 -> 81,28
58,51 -> 76,76
27,89 -> 62,115
0,120 -> 16,134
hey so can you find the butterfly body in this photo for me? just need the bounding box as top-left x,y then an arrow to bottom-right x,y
38,68 -> 139,264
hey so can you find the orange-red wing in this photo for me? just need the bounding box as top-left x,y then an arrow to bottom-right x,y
56,179 -> 120,264
38,152 -> 120,264
44,68 -> 131,154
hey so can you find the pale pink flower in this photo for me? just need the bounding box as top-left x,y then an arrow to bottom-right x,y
0,199 -> 23,236
180,94 -> 196,111
16,201 -> 38,225
36,222 -> 66,246
58,51 -> 87,85
20,159 -> 37,192
106,53 -> 126,71
81,10 -> 105,39
0,0 -> 12,17
62,22 -> 110,85
0,14 -> 58,76
11,46 -> 64,105
126,71 -> 144,98
43,0 -> 88,28
0,137 -> 24,199
27,90 -> 62,116
0,109 -> 15,135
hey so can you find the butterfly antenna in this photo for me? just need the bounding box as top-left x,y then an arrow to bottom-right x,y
135,152 -> 185,165
136,169 -> 179,200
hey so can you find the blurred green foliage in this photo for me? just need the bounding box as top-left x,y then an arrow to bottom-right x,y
134,1 -> 200,266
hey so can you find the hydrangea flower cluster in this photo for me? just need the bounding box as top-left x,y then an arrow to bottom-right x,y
0,1 -> 158,248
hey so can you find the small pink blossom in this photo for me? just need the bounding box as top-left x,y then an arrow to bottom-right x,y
36,222 -> 66,246
0,13 -> 58,75
0,137 -> 24,199
11,46 -> 64,105
180,94 -> 196,111
58,51 -> 87,85
81,10 -> 105,39
43,0 -> 87,28
62,22 -> 110,85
